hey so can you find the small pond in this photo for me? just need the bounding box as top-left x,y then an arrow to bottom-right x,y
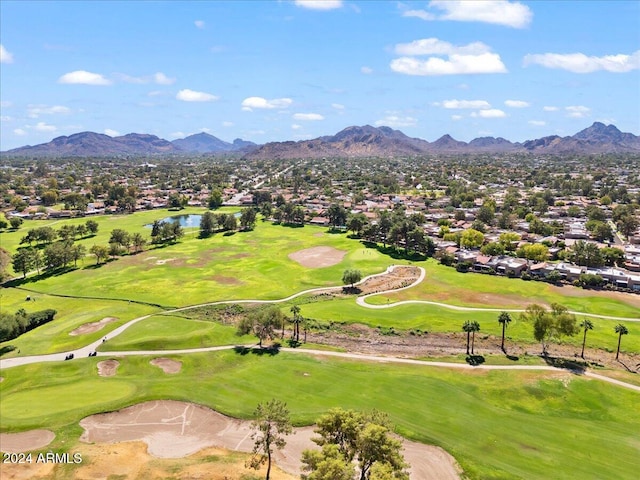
145,212 -> 240,228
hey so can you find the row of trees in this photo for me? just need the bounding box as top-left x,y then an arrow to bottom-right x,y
19,220 -> 99,247
199,208 -> 257,237
0,308 -> 57,342
12,241 -> 87,277
248,400 -> 408,480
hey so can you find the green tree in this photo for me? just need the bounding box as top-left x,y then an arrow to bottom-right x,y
342,269 -> 362,289
12,249 -> 35,278
85,219 -> 99,235
290,305 -> 302,342
614,324 -> 628,360
460,229 -> 484,249
9,217 -> 23,229
240,207 -> 258,230
347,213 -> 368,237
302,408 -> 408,480
247,399 -> 292,480
462,320 -> 474,355
600,247 -> 625,267
328,203 -> 348,230
238,306 -> 284,348
199,211 -> 216,237
208,188 -> 224,209
516,243 -> 549,262
498,311 -> 512,353
520,303 -> 578,355
131,233 -> 147,253
580,319 -> 593,359
70,243 -> 86,267
223,213 -> 238,231
89,244 -> 110,264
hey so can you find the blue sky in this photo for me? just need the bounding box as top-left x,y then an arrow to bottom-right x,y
1,0 -> 639,150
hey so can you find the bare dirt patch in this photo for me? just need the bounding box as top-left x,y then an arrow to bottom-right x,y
211,274 -> 243,285
0,429 -> 55,453
69,317 -> 117,336
150,357 -> 182,374
78,400 -> 461,479
155,258 -> 175,265
358,266 -> 421,295
97,359 -> 120,377
288,246 -> 347,268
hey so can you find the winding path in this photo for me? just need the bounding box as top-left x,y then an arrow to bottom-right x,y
1,265 -> 638,393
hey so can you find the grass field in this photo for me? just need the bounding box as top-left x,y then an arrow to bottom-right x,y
1,351 -> 638,480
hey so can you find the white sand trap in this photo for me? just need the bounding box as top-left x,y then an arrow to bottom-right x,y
150,358 -> 182,374
0,429 -> 55,453
69,317 -> 117,336
79,400 -> 461,479
97,360 -> 120,377
288,246 -> 347,268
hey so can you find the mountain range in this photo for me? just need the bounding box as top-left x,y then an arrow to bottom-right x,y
2,122 -> 638,158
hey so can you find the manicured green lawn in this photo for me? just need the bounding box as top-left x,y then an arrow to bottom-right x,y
0,287 -> 159,356
1,351 -> 638,480
99,314 -> 256,351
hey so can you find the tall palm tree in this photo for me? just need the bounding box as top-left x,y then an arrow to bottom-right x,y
580,319 -> 594,359
290,305 -> 301,342
462,321 -> 474,355
470,321 -> 480,355
498,311 -> 512,353
615,323 -> 629,360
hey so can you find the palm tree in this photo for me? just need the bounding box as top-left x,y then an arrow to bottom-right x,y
470,321 -> 480,355
462,321 -> 474,355
290,305 -> 301,342
498,311 -> 512,353
615,323 -> 629,360
580,319 -> 594,359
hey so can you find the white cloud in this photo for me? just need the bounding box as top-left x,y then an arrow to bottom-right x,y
451,115 -> 463,121
104,129 -> 120,137
241,96 -> 293,111
471,109 -> 507,118
222,121 -> 234,127
169,131 -> 186,139
407,1 -> 533,29
291,124 -> 303,130
528,120 -> 546,126
0,44 -> 14,63
114,73 -> 147,84
13,128 -> 27,136
543,106 -> 559,112
331,103 -> 345,110
391,53 -> 507,76
394,38 -> 490,56
293,113 -> 324,121
523,50 -> 640,73
154,72 -> 175,85
505,100 -> 530,108
374,115 -> 417,128
402,9 -> 436,21
27,105 -> 71,118
194,20 -> 205,29
176,89 -> 218,102
565,105 -> 590,118
33,122 -> 57,132
294,0 -> 343,10
58,70 -> 111,85
361,66 -> 373,74
438,99 -> 491,109
0,116 -> 12,122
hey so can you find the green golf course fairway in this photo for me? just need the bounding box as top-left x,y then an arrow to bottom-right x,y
1,351 -> 638,480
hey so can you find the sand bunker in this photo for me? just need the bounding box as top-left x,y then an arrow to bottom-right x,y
97,360 -> 120,377
288,246 -> 347,268
79,400 -> 461,479
69,317 -> 117,336
150,358 -> 182,374
0,429 -> 55,453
